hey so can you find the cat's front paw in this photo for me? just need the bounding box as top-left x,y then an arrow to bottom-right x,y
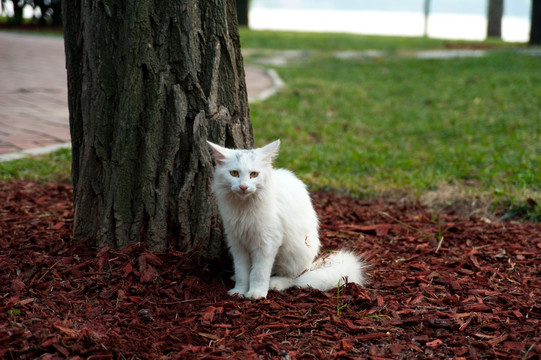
228,287 -> 247,297
245,289 -> 267,300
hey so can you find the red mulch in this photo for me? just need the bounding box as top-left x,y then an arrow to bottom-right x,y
1,180 -> 540,359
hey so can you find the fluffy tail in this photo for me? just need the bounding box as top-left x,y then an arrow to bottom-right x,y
294,250 -> 368,291
270,250 -> 368,292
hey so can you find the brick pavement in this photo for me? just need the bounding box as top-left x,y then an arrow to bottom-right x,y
0,31 -> 279,158
0,32 -> 69,155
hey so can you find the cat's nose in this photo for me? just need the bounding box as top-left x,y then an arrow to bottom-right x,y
239,185 -> 248,192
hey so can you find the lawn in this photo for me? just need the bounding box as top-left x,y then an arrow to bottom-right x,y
240,30 -> 540,219
238,28 -> 517,52
0,148 -> 71,182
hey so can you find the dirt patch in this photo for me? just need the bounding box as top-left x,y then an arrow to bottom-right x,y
1,180 -> 539,359
418,182 -> 491,218
443,41 -> 520,50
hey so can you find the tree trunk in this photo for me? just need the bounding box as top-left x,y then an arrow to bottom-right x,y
9,2 -> 24,26
423,0 -> 430,37
236,0 -> 249,26
486,0 -> 503,39
531,0 -> 541,45
48,0 -> 63,26
62,0 -> 253,258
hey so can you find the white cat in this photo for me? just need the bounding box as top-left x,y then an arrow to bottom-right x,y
207,140 -> 367,299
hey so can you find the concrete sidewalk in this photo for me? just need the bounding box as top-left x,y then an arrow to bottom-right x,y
0,31 -> 279,158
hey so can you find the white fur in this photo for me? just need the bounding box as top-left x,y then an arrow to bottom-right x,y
208,140 -> 367,299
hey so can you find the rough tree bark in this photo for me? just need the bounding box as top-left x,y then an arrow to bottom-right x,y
530,0 -> 541,45
62,0 -> 253,257
486,0 -> 503,39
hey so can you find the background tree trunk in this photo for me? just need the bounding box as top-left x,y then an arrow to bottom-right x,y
9,2 -> 23,26
530,0 -> 541,45
486,0 -> 504,39
236,0 -> 249,26
423,0 -> 430,37
62,0 -> 253,257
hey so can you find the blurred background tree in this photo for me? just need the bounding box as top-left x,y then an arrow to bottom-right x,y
1,0 -> 61,26
423,0 -> 430,37
2,0 -> 539,45
531,0 -> 541,44
236,0 -> 249,26
487,0 -> 503,39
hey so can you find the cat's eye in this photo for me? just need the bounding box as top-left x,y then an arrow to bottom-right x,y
229,170 -> 240,177
250,172 -> 259,179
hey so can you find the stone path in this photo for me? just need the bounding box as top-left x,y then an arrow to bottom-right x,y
0,31 -> 280,160
0,32 -> 69,156
242,47 -> 526,67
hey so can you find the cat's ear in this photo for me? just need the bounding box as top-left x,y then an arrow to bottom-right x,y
207,141 -> 231,165
259,140 -> 280,164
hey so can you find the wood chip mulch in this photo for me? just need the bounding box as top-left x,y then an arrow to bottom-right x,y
1,180 -> 539,359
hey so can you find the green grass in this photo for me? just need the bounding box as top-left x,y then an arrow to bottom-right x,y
239,28 -> 520,52
240,28 -> 445,52
241,30 -> 539,218
0,148 -> 71,182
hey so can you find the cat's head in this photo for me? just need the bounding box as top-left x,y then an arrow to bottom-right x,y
207,140 -> 280,198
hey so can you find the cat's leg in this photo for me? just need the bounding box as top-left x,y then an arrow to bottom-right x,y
245,243 -> 279,299
228,243 -> 251,297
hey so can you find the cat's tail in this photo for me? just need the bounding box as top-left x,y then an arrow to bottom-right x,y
270,250 -> 368,292
295,250 -> 368,291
